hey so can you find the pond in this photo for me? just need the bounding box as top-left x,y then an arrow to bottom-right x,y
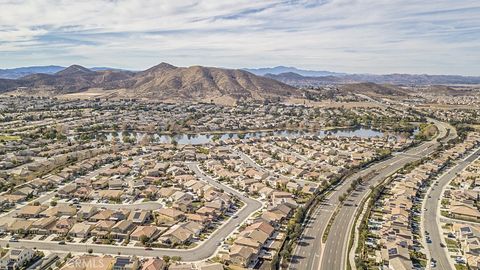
71,127 -> 387,145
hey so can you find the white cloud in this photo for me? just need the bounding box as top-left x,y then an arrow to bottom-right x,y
0,0 -> 479,75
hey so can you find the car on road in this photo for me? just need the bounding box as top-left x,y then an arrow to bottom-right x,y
145,247 -> 152,250
9,238 -> 18,242
58,241 -> 66,245
440,243 -> 446,248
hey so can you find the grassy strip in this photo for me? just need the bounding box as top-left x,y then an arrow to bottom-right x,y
350,176 -> 394,270
346,196 -> 371,270
322,206 -> 340,243
277,145 -> 412,268
0,135 -> 21,141
350,152 -> 437,270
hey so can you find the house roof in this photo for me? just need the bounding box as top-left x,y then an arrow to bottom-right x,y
17,205 -> 47,216
62,255 -> 114,270
245,221 -> 275,236
112,220 -> 135,232
69,222 -> 93,234
230,244 -> 256,259
142,258 -> 166,270
131,226 -> 157,238
156,208 -> 184,219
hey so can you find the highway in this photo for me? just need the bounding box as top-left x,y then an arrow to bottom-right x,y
0,163 -> 262,262
423,148 -> 480,270
290,119 -> 455,270
289,141 -> 436,269
320,120 -> 455,270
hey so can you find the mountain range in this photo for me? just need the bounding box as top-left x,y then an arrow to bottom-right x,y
244,66 -> 344,77
264,71 -> 480,86
2,64 -> 479,86
0,66 -> 128,79
0,63 -> 299,103
245,66 -> 480,85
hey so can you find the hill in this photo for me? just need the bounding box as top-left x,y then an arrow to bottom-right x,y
0,65 -> 65,79
0,63 -> 299,102
262,71 -> 480,86
0,65 -> 130,79
338,83 -> 413,96
265,72 -> 344,87
245,66 -> 344,77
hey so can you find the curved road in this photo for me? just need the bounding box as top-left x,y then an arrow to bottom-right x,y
320,120 -> 455,270
423,148 -> 480,269
289,119 -> 455,270
0,163 -> 262,262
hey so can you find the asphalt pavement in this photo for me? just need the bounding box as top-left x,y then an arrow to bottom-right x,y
0,163 -> 262,262
423,148 -> 480,270
291,120 -> 455,270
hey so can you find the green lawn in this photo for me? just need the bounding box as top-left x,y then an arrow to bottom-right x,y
0,135 -> 21,141
445,238 -> 460,248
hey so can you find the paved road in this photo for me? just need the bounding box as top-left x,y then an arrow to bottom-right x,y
319,120 -> 455,270
290,119 -> 455,270
1,164 -> 115,219
320,142 -> 438,270
0,163 -> 262,262
289,141 -> 435,270
423,148 -> 480,270
186,162 -> 263,215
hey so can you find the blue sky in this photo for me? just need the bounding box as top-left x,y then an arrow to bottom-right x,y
0,0 -> 479,75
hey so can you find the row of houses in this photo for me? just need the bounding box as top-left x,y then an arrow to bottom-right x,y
367,132 -> 480,269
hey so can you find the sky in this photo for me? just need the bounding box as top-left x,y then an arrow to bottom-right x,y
0,0 -> 479,75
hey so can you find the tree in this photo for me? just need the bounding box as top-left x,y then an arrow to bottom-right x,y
339,193 -> 347,203
280,249 -> 291,260
139,235 -> 150,245
162,256 -> 170,264
87,248 -> 93,254
50,200 -> 57,207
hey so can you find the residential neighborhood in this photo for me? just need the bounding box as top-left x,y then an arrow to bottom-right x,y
0,95 -> 479,270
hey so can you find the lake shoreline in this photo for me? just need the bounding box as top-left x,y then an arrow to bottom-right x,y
68,125 -> 399,145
